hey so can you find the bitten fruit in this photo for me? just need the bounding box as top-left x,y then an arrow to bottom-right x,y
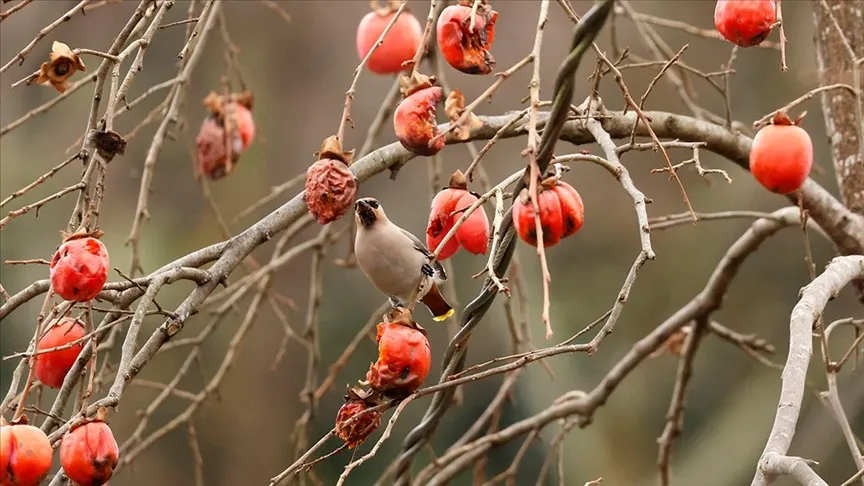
394,85 -> 445,156
59,417 -> 119,486
436,2 -> 498,74
366,309 -> 431,396
356,1 -> 422,74
426,170 -> 489,259
334,389 -> 382,449
512,179 -> 584,248
1,418 -> 53,486
35,318 -> 86,389
749,111 -> 813,194
50,231 -> 109,303
714,0 -> 776,48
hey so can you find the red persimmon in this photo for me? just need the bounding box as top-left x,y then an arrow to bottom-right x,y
749,112 -> 813,194
393,86 -> 445,156
50,234 -> 109,303
366,316 -> 431,396
60,419 -> 119,486
714,0 -> 776,48
356,2 -> 422,74
0,419 -> 53,486
512,180 -> 585,248
34,318 -> 86,389
436,3 -> 498,74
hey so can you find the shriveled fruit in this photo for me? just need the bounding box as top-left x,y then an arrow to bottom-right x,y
356,2 -> 422,74
714,0 -> 776,48
196,91 -> 256,180
305,136 -> 358,225
394,86 -> 445,156
749,111 -> 813,194
50,232 -> 109,303
335,395 -> 381,449
512,179 -> 585,248
366,311 -> 431,396
436,2 -> 498,74
35,318 -> 86,389
1,419 -> 53,486
60,419 -> 119,486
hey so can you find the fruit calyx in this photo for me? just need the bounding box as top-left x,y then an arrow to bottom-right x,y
369,0 -> 402,15
383,307 -> 427,335
203,90 -> 254,116
446,170 -> 469,191
316,135 -> 355,166
771,110 -> 806,127
60,228 -> 104,243
398,71 -> 437,98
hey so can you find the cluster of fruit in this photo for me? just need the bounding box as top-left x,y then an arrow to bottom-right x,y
714,0 -> 813,193
1,231 -> 119,486
334,308 -> 432,448
1,412 -> 118,486
307,0 -> 588,251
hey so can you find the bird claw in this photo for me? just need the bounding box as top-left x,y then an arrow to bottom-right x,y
388,296 -> 405,309
421,263 -> 434,277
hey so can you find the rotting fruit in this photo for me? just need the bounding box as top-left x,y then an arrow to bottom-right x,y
749,111 -> 813,194
334,388 -> 382,449
366,308 -> 432,397
50,231 -> 109,303
0,417 -> 53,486
714,0 -> 776,48
426,170 -> 489,259
34,317 -> 87,389
305,136 -> 358,225
196,91 -> 256,180
512,179 -> 585,248
59,415 -> 119,486
356,0 -> 423,74
436,1 -> 498,74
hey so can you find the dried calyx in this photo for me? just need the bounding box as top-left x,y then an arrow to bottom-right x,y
771,110 -> 806,126
398,71 -> 437,98
203,90 -> 255,116
317,135 -> 355,166
34,41 -> 87,93
444,89 -> 483,141
369,0 -> 402,14
60,228 -> 105,243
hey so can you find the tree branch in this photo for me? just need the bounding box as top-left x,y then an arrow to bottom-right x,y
751,255 -> 864,486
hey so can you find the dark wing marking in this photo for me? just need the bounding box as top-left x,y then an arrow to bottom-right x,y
399,227 -> 447,281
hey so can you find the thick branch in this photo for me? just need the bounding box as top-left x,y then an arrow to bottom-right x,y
812,0 -> 864,215
751,255 -> 864,486
3,108 -> 863,324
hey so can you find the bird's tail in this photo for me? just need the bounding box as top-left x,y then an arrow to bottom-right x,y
421,284 -> 454,321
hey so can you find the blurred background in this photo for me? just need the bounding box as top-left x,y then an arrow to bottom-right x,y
1,1 -> 861,485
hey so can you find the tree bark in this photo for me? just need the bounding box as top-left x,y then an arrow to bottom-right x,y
812,0 -> 864,215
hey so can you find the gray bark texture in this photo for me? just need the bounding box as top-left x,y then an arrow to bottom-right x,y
812,0 -> 864,215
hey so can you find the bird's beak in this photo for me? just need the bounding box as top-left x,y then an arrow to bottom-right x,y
354,199 -> 369,212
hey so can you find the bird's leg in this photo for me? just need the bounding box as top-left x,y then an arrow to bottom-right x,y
388,296 -> 405,309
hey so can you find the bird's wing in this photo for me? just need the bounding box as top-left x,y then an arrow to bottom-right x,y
399,227 -> 447,281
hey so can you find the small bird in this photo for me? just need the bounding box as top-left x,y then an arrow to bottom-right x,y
354,197 -> 454,321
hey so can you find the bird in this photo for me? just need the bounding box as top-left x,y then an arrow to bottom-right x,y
353,197 -> 454,321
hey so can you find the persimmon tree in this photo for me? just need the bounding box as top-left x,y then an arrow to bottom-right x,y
0,0 -> 862,485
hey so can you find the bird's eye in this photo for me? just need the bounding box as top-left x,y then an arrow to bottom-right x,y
368,200 -> 379,209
